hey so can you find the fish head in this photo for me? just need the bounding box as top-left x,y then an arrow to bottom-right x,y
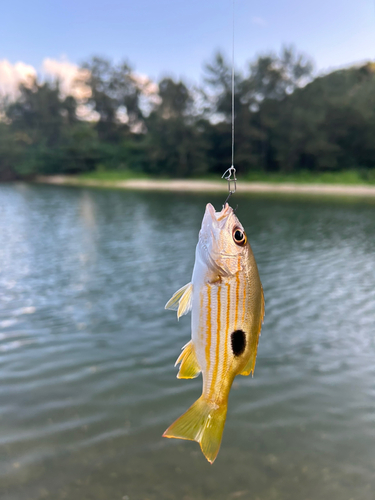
198,203 -> 249,277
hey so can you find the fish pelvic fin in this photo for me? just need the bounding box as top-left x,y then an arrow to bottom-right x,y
240,285 -> 265,377
163,396 -> 228,464
175,340 -> 201,379
165,282 -> 193,319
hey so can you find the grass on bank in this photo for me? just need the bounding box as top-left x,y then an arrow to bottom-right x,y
77,168 -> 375,185
243,169 -> 375,184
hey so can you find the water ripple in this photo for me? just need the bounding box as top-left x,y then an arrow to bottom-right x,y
0,186 -> 375,499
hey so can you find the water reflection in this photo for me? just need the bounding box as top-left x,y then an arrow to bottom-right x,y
0,184 -> 374,500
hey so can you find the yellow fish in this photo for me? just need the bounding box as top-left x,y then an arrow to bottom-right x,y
163,202 -> 265,463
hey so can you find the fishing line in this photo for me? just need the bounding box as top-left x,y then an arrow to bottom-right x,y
222,0 -> 237,205
231,0 -> 235,170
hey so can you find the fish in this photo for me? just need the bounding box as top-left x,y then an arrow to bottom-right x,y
163,202 -> 265,463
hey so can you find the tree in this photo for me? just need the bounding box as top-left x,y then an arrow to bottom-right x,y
203,52 -> 243,120
80,57 -> 142,140
157,78 -> 192,119
1,47 -> 375,181
144,77 -> 209,177
6,79 -> 66,146
246,46 -> 314,104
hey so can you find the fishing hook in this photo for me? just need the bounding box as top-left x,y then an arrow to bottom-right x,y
222,166 -> 237,206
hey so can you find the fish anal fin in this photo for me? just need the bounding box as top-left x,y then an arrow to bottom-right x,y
163,396 -> 228,464
240,360 -> 256,377
175,341 -> 201,379
165,283 -> 193,319
240,285 -> 265,377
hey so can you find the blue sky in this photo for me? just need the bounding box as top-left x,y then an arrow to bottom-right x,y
2,0 -> 375,83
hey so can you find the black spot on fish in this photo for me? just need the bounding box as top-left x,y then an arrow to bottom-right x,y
231,330 -> 246,357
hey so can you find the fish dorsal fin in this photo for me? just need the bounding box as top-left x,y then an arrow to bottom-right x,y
165,282 -> 193,319
240,285 -> 265,377
261,284 -> 265,322
175,340 -> 201,379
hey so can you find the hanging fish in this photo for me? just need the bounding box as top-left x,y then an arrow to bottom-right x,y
163,202 -> 265,463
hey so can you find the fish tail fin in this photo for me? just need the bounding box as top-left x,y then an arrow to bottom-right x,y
163,396 -> 228,464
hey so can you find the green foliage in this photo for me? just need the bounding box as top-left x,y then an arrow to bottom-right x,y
1,49 -> 375,182
242,169 -> 375,184
267,62 -> 375,173
142,78 -> 209,177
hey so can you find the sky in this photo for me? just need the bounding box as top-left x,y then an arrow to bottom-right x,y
1,0 -> 375,92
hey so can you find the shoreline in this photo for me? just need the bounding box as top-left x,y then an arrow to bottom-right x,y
34,175 -> 375,197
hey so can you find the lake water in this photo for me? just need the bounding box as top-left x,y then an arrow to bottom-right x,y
0,183 -> 375,500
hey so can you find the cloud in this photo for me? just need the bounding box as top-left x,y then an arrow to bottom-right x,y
131,73 -> 159,96
0,57 -> 160,124
0,58 -> 94,120
42,58 -> 91,100
42,59 -> 98,122
0,58 -> 91,101
251,16 -> 267,27
76,104 -> 100,122
132,72 -> 161,116
0,60 -> 36,99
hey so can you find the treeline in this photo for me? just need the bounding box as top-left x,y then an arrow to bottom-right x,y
1,47 -> 375,181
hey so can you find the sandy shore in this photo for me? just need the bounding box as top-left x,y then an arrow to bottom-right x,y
35,175 -> 375,197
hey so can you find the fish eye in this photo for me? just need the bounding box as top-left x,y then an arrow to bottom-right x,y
232,227 -> 247,246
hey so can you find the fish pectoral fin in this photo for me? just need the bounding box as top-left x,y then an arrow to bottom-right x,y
163,396 -> 228,464
165,282 -> 193,319
175,340 -> 201,379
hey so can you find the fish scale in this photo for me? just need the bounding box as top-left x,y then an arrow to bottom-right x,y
164,202 -> 264,463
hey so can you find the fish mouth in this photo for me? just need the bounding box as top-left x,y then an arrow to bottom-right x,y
201,203 -> 233,240
199,203 -> 237,276
204,203 -> 232,227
